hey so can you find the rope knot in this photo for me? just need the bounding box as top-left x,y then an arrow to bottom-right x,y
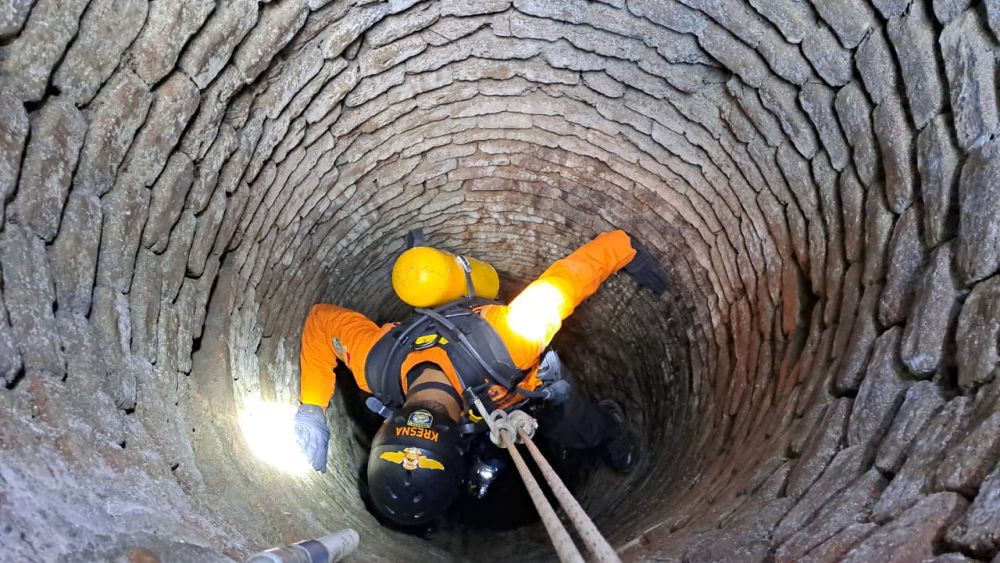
487,409 -> 538,447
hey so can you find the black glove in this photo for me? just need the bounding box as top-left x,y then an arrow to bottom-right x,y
623,236 -> 668,295
540,380 -> 571,404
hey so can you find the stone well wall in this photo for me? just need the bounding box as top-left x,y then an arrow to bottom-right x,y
1,0 -> 999,561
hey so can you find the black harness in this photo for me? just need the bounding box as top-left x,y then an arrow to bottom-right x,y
364,299 -> 531,415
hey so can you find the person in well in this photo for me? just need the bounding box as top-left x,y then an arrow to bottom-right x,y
294,230 -> 667,525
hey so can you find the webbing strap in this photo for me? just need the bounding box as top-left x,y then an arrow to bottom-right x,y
373,315 -> 432,405
407,380 -> 464,406
365,396 -> 393,420
455,255 -> 475,307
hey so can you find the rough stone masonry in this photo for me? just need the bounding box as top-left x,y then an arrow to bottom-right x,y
1,0 -> 999,561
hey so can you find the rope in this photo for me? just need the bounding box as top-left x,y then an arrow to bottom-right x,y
470,393 -> 621,563
504,434 -> 585,563
518,429 -> 622,563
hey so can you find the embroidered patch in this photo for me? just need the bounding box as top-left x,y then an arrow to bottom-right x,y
380,447 -> 445,471
406,409 -> 433,429
332,337 -> 346,361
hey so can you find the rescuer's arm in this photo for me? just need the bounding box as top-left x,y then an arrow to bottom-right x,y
482,230 -> 640,368
296,304 -> 384,472
299,304 -> 383,406
525,229 -> 639,317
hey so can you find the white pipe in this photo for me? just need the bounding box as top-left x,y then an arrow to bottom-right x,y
246,529 -> 359,563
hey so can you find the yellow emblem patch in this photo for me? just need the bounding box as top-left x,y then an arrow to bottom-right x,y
379,447 -> 445,471
413,334 -> 449,348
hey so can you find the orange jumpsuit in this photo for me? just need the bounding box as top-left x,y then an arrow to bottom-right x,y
299,230 -> 638,408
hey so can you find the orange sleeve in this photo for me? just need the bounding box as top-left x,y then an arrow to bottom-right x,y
480,230 -> 638,369
299,304 -> 389,406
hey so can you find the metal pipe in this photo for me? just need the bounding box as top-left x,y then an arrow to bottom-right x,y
519,430 -> 623,563
246,529 -> 359,563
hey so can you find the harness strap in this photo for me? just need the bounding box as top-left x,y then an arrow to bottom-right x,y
406,380 -> 464,406
455,255 -> 476,307
374,316 -> 432,406
365,396 -> 394,420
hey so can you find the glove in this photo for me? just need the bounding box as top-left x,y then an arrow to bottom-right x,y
294,404 -> 330,472
540,380 -> 571,404
623,236 -> 668,295
536,349 -> 563,383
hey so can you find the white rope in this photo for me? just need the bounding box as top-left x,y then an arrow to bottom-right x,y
470,394 -> 583,563
470,393 -> 621,563
518,429 -> 622,563
504,433 -> 584,563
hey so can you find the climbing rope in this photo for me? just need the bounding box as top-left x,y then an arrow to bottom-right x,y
470,394 -> 623,563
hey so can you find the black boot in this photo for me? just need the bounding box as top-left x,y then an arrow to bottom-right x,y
598,400 -> 638,473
